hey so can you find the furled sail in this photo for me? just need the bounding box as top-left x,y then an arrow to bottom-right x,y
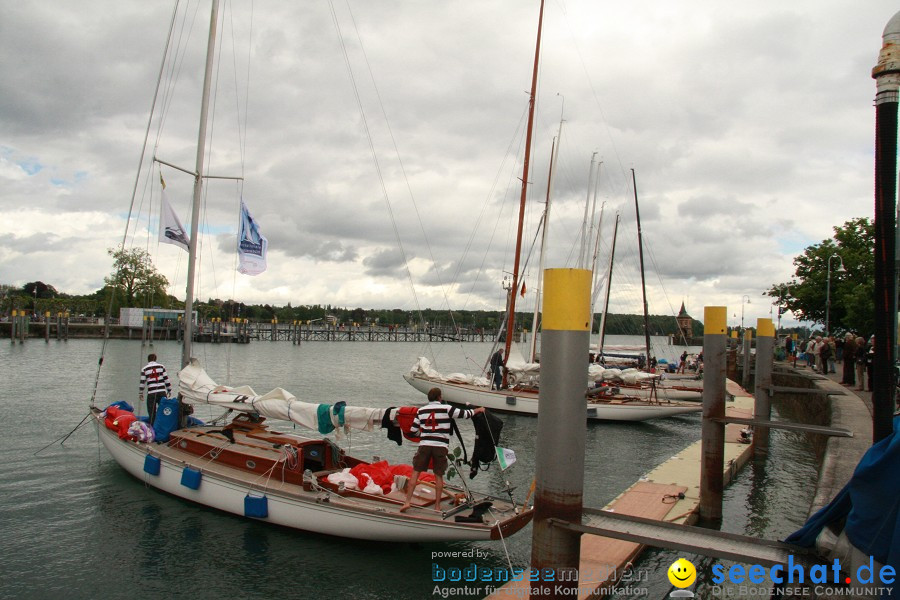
178,359 -> 384,434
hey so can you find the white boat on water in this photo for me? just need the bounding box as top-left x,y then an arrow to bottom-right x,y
92,361 -> 531,542
404,358 -> 701,422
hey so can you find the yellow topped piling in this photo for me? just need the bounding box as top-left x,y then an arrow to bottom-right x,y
532,268 -> 591,597
541,269 -> 591,331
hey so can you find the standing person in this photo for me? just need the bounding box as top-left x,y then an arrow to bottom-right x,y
826,336 -> 837,374
140,353 -> 172,423
841,333 -> 857,386
865,336 -> 875,392
855,336 -> 868,391
811,336 -> 823,373
678,350 -> 688,374
489,348 -> 504,390
818,337 -> 833,375
399,388 -> 484,513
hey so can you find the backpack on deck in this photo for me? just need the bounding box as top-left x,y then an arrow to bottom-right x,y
468,410 -> 504,479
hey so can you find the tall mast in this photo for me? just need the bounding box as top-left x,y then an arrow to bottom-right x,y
503,0 -> 544,382
579,154 -> 597,268
182,0 -> 220,368
631,169 -> 652,366
529,125 -> 561,363
597,213 -> 619,354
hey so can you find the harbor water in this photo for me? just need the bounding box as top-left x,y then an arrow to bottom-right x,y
0,336 -> 819,599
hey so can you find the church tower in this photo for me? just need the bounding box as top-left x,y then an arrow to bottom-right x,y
676,302 -> 693,343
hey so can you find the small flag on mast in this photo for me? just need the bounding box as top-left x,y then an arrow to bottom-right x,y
495,447 -> 517,470
158,174 -> 190,252
237,199 -> 268,276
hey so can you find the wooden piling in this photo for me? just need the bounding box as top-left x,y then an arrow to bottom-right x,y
699,306 -> 727,522
741,329 -> 752,390
531,268 -> 591,599
753,319 -> 775,460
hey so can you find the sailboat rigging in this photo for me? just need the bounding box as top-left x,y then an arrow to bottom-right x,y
403,2 -> 701,420
632,169 -> 653,367
89,1 -> 532,543
501,0 -> 544,388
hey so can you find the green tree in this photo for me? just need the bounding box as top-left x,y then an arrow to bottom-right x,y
23,281 -> 59,299
104,248 -> 170,309
766,218 -> 874,335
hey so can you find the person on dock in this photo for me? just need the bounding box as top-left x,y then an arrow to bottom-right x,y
678,350 -> 688,374
140,353 -> 172,423
854,336 -> 868,391
399,388 -> 484,513
489,348 -> 504,390
864,336 -> 875,392
841,333 -> 857,387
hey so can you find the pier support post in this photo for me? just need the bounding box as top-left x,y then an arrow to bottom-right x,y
56,312 -> 62,341
44,311 -> 50,342
753,318 -> 775,460
741,330 -> 752,390
531,268 -> 590,599
700,306 -> 727,523
871,10 -> 900,442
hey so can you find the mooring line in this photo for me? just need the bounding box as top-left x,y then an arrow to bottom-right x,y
34,412 -> 93,456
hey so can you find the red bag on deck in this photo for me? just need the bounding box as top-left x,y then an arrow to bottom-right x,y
350,461 -> 435,494
105,405 -> 138,440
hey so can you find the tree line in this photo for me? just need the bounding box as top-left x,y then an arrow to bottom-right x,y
2,248 -> 704,335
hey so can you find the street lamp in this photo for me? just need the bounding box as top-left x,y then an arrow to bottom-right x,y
740,295 -> 751,332
825,253 -> 846,337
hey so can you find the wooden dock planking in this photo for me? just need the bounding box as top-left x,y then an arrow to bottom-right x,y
487,381 -> 757,599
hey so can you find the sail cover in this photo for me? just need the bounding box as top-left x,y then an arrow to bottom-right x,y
178,359 -> 384,434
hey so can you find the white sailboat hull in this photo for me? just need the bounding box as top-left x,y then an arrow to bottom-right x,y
93,411 -> 528,542
605,385 -> 703,401
403,374 -> 701,422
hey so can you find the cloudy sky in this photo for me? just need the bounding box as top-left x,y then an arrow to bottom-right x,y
2,1 -> 896,329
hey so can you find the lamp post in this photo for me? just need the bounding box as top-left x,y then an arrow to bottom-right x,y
825,253 -> 846,337
740,295 -> 750,332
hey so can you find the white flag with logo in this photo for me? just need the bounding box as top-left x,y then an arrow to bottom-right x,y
495,446 -> 516,470
158,183 -> 190,252
237,200 -> 268,276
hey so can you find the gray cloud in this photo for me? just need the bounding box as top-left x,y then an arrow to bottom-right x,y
0,1 -> 894,327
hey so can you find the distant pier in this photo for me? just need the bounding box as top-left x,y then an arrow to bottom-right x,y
0,318 -> 506,344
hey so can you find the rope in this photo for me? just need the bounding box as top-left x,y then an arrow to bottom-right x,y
487,506 -> 517,575
34,412 -> 94,455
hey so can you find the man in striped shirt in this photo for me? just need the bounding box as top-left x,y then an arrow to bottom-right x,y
140,353 -> 172,423
399,387 -> 484,512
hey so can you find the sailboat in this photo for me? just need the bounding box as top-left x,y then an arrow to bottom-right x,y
403,1 -> 701,423
90,1 -> 532,543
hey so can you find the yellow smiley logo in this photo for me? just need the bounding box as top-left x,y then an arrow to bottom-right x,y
667,558 -> 697,588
